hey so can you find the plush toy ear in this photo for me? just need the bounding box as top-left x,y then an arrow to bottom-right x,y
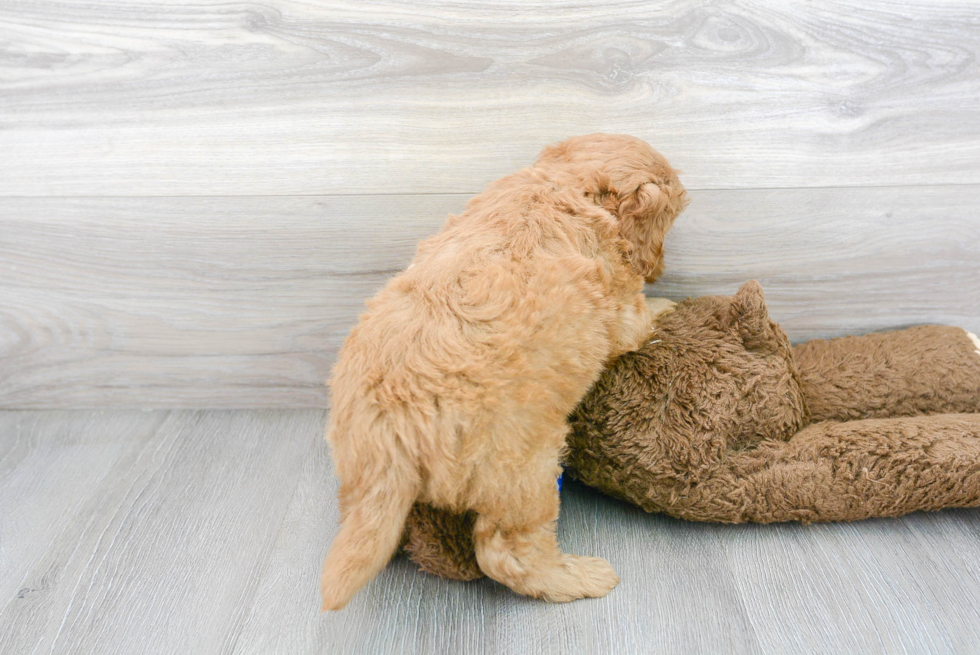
730,280 -> 774,352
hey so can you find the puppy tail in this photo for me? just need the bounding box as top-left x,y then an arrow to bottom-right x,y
320,454 -> 420,611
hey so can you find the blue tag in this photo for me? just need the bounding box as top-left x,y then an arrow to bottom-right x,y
556,472 -> 563,492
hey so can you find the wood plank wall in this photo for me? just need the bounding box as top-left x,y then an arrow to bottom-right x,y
1,1 -> 978,408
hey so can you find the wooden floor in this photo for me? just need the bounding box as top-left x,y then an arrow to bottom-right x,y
2,409 -> 980,654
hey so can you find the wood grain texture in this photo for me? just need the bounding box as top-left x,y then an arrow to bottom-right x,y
4,409 -> 980,653
3,0 -> 979,648
231,411 -> 980,654
720,516 -> 980,652
655,185 -> 980,338
1,0 -> 979,195
1,187 -> 977,408
0,411 -> 166,610
0,194 -> 464,407
0,409 -> 321,655
236,435 -> 763,655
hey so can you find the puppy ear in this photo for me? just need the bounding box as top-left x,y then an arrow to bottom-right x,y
730,281 -> 775,352
616,182 -> 673,282
536,141 -> 571,165
620,182 -> 669,224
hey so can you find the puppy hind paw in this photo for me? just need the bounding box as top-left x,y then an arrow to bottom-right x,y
537,555 -> 620,603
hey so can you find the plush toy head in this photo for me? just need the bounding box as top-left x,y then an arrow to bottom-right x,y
565,280 -> 809,510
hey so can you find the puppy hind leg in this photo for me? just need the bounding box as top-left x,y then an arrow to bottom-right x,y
472,465 -> 619,602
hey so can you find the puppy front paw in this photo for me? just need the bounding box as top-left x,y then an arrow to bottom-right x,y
966,330 -> 980,357
963,330 -> 980,355
645,297 -> 676,322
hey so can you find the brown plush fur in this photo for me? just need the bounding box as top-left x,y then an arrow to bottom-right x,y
320,134 -> 688,609
402,505 -> 482,581
671,413 -> 980,523
568,281 -> 980,522
795,326 -> 980,421
403,281 -> 980,579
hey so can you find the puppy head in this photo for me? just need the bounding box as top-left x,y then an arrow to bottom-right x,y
536,134 -> 689,282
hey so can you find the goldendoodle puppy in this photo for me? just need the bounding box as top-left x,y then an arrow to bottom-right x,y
321,134 -> 689,609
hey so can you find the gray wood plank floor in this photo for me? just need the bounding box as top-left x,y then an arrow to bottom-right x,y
3,409 -> 980,654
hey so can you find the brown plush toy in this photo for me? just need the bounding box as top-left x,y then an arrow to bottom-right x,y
401,281 -> 980,581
